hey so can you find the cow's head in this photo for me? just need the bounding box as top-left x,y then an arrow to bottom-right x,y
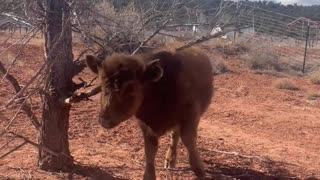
85,54 -> 163,129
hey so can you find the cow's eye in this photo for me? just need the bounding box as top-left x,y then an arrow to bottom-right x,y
113,79 -> 120,92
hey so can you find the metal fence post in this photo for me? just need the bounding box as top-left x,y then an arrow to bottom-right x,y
302,24 -> 310,73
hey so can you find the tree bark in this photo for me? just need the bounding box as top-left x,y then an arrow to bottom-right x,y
38,0 -> 74,171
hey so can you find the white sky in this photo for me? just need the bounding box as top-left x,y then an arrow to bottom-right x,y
251,0 -> 320,6
278,0 -> 320,5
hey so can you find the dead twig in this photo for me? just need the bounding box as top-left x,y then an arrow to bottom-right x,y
0,61 -> 41,129
5,90 -> 39,130
65,86 -> 101,104
0,61 -> 21,92
132,18 -> 171,55
0,136 -> 16,150
211,149 -> 269,161
1,130 -> 84,164
158,32 -> 183,40
0,141 -> 28,159
1,28 -> 40,81
78,76 -> 97,88
210,149 -> 299,167
176,30 -> 234,51
3,62 -> 46,109
4,17 -> 71,109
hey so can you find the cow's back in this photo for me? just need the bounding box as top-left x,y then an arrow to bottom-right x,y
136,48 -> 213,134
175,48 -> 213,115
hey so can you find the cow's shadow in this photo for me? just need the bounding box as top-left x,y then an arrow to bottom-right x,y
65,160 -> 319,180
166,164 -> 318,180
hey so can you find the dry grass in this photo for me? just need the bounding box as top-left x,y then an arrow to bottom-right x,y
215,42 -> 249,56
273,79 -> 300,91
310,70 -> 320,85
306,92 -> 320,100
242,47 -> 282,71
211,60 -> 229,75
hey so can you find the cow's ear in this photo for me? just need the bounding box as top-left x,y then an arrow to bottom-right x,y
142,59 -> 163,82
85,55 -> 102,74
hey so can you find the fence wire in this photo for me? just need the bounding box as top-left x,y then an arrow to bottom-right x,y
233,3 -> 320,73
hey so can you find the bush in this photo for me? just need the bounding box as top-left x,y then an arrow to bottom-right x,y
212,61 -> 229,75
215,42 -> 249,56
209,57 -> 230,75
244,48 -> 282,71
306,92 -> 320,100
273,79 -> 300,91
310,70 -> 320,85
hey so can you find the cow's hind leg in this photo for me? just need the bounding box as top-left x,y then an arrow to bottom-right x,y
180,107 -> 205,178
140,123 -> 159,180
164,128 -> 180,169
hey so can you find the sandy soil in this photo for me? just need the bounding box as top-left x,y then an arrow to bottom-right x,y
0,37 -> 320,180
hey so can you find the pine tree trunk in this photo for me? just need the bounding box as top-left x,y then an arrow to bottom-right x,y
38,0 -> 74,171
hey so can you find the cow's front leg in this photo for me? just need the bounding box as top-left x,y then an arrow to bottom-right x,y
164,128 -> 180,169
140,124 -> 159,180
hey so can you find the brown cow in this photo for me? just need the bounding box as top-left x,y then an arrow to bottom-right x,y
85,46 -> 213,180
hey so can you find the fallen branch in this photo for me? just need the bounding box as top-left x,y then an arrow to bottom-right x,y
211,149 -> 269,162
210,149 -> 299,167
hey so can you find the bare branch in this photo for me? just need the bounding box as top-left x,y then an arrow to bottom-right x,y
0,141 -> 28,159
3,62 -> 47,109
4,17 -> 72,109
176,29 -> 235,51
1,28 -> 40,81
65,86 -> 101,104
1,13 -> 33,27
0,61 -> 41,129
0,61 -> 21,92
1,131 -> 83,164
158,32 -> 183,40
132,18 -> 170,55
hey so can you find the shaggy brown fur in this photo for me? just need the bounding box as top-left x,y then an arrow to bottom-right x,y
86,46 -> 213,180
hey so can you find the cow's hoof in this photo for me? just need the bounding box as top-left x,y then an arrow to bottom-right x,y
164,159 -> 176,169
193,167 -> 206,179
196,173 -> 212,180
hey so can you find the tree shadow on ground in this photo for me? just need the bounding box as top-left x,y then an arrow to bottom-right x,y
204,160 -> 319,180
198,147 -> 320,180
206,165 -> 298,180
66,164 -> 126,180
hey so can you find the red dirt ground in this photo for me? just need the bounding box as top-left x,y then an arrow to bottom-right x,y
0,37 -> 320,180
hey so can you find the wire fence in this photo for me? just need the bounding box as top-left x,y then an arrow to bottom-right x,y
233,3 -> 320,73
